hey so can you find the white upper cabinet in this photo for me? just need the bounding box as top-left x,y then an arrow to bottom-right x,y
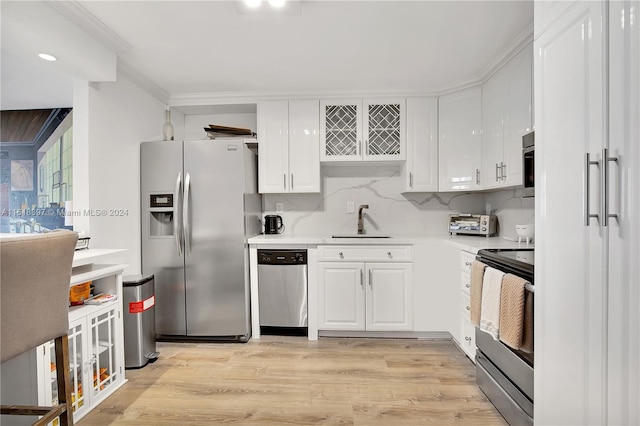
257,100 -> 320,193
403,97 -> 438,192
320,98 -> 406,162
481,43 -> 533,189
438,87 -> 482,191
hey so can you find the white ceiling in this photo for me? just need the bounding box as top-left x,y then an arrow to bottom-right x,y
1,0 -> 533,110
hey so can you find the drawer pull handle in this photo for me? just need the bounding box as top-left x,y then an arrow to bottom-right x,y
387,251 -> 392,257
465,336 -> 472,342
338,252 -> 344,258
465,261 -> 471,266
465,283 -> 470,288
466,306 -> 470,311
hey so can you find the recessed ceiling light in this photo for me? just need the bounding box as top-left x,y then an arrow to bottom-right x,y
38,53 -> 57,62
244,0 -> 261,8
268,0 -> 286,7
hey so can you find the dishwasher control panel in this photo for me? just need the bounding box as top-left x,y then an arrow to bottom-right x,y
258,250 -> 307,265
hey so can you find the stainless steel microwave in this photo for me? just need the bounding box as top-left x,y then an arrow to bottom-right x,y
523,131 -> 534,197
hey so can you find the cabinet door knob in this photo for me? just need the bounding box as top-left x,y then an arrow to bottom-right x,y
338,251 -> 344,258
387,251 -> 392,257
466,306 -> 470,311
465,336 -> 472,341
465,261 -> 471,266
465,283 -> 470,288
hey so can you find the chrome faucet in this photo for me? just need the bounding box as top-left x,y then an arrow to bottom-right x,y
357,204 -> 369,234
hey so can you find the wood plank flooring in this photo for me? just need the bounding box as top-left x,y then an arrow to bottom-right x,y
78,336 -> 507,425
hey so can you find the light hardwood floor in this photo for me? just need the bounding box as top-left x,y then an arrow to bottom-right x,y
78,336 -> 507,425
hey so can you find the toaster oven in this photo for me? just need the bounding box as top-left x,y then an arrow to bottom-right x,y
449,214 -> 497,236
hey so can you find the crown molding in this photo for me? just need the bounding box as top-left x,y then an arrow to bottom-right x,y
48,1 -> 132,54
117,59 -> 171,105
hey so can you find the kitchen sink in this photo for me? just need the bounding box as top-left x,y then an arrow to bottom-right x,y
331,235 -> 391,239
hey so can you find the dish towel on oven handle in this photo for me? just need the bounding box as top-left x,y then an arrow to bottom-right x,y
498,273 -> 528,350
480,266 -> 505,340
470,261 -> 487,326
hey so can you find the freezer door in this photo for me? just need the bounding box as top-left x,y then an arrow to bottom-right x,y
140,141 -> 186,336
183,140 -> 253,337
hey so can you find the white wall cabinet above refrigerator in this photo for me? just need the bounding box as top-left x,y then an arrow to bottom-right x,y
257,100 -> 320,193
403,97 -> 439,192
320,98 -> 406,162
438,87 -> 482,191
481,43 -> 533,189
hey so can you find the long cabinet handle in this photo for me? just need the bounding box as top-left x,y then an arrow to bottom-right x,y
283,174 -> 287,191
584,153 -> 600,226
495,163 -> 500,182
174,172 -> 183,257
476,169 -> 480,185
369,269 -> 373,287
291,174 -> 294,191
409,172 -> 413,189
360,269 -> 364,288
602,148 -> 619,226
501,162 -> 506,180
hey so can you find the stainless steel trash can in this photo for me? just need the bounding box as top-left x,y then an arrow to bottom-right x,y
123,274 -> 159,368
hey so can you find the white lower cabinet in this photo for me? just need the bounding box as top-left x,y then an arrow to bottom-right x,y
39,304 -> 123,423
458,250 -> 476,362
35,264 -> 126,424
317,246 -> 413,332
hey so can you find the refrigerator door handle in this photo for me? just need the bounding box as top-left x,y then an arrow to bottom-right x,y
174,172 -> 183,256
183,172 -> 192,255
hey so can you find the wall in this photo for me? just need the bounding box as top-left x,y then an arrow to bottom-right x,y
485,188 -> 535,240
263,165 -> 534,237
74,73 -> 166,274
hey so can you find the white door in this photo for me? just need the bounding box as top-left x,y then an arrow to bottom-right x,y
317,262 -> 365,330
365,263 -> 412,331
257,101 -> 289,193
503,43 -> 533,186
438,87 -> 482,191
404,97 -> 438,192
288,100 -> 320,193
481,69 -> 506,188
607,1 -> 640,424
534,1 -> 606,424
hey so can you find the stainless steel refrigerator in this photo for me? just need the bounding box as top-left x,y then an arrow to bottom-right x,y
140,139 -> 261,341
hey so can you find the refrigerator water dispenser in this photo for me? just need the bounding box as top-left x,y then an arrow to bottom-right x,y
149,193 -> 174,237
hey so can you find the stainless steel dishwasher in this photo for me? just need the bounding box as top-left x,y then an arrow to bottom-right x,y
257,249 -> 308,328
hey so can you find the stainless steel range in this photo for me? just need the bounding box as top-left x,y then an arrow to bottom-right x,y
475,248 -> 534,426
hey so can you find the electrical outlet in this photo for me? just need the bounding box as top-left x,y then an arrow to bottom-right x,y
275,203 -> 283,212
347,201 -> 355,214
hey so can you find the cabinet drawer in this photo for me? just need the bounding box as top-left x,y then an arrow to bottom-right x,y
317,245 -> 412,262
461,271 -> 471,295
460,292 -> 471,320
460,250 -> 476,273
459,317 -> 476,362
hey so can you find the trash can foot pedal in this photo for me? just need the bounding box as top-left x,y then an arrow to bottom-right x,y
147,352 -> 160,362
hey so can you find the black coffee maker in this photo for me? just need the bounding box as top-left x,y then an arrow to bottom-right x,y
264,215 -> 284,234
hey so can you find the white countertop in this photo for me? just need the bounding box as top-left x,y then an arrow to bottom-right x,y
73,248 -> 127,267
248,233 -> 533,253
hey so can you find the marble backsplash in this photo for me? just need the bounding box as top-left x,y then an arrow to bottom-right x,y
262,165 -> 534,238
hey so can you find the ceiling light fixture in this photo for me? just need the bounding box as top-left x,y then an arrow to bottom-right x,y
244,0 -> 262,8
268,0 -> 286,7
38,53 -> 57,62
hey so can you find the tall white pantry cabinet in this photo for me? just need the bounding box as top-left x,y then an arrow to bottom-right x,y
534,1 -> 639,425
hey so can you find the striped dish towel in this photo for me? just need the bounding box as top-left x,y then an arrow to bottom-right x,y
480,266 -> 505,340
